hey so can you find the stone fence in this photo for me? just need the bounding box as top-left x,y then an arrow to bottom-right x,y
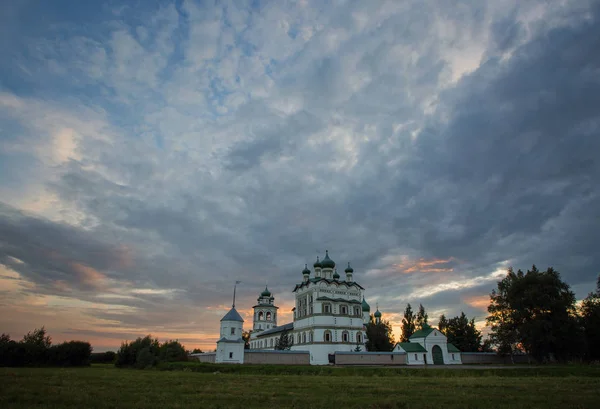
334,351 -> 407,366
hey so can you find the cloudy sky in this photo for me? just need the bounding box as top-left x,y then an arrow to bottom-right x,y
1,0 -> 599,351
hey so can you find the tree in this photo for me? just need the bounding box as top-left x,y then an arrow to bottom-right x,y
444,312 -> 482,352
22,327 -> 51,348
580,274 -> 600,361
190,348 -> 203,354
416,304 -> 428,330
242,330 -> 251,350
487,265 -> 582,362
400,304 -> 416,342
159,340 -> 187,362
438,314 -> 448,334
274,329 -> 293,350
365,316 -> 395,351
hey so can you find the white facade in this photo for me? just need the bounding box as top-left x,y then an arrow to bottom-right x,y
215,307 -> 245,364
249,252 -> 371,365
404,324 -> 463,365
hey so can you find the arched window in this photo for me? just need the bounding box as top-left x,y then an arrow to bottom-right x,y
354,307 -> 360,316
297,334 -> 301,344
340,305 -> 347,315
266,311 -> 272,321
357,333 -> 362,343
309,332 -> 314,343
324,330 -> 332,343
302,333 -> 306,343
258,311 -> 264,320
342,331 -> 349,342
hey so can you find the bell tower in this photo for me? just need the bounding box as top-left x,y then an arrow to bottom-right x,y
252,286 -> 278,332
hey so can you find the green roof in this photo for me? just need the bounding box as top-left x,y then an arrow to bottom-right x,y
395,342 -> 427,353
321,250 -> 335,269
316,296 -> 361,304
447,343 -> 461,353
409,324 -> 435,339
362,297 -> 370,312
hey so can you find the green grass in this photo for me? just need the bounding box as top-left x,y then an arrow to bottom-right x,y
1,364 -> 599,409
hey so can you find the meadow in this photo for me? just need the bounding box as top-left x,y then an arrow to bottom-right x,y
1,364 -> 600,409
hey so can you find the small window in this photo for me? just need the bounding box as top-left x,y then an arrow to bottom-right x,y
266,312 -> 272,321
357,333 -> 362,343
452,354 -> 455,359
231,327 -> 235,335
229,352 -> 233,359
415,354 -> 418,360
258,311 -> 264,320
341,306 -> 347,314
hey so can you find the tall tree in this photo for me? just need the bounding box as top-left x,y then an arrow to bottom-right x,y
416,304 -> 428,330
438,314 -> 448,334
274,328 -> 293,350
444,312 -> 482,352
400,304 -> 416,342
580,274 -> 600,361
242,330 -> 251,350
487,265 -> 582,362
365,316 -> 395,351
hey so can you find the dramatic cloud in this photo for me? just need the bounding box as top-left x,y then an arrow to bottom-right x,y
1,0 -> 598,349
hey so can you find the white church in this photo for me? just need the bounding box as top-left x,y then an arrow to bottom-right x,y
214,251 -> 462,365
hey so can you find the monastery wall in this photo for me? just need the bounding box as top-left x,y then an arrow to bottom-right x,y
192,352 -> 216,363
244,350 -> 310,365
334,351 -> 407,366
460,353 -> 531,364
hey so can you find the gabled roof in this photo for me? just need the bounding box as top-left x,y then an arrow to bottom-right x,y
221,307 -> 244,322
292,277 -> 365,292
216,337 -> 244,343
409,325 -> 435,339
395,342 -> 427,352
447,343 -> 461,353
254,322 -> 294,338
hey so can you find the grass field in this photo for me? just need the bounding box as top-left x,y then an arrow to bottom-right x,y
2,364 -> 600,409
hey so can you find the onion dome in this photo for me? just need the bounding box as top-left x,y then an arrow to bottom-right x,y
333,269 -> 340,280
374,308 -> 382,318
362,297 -> 371,312
321,250 -> 335,269
302,264 -> 311,275
313,256 -> 322,269
345,262 -> 354,273
261,286 -> 271,297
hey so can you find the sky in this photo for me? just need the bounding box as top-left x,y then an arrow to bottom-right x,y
1,0 -> 599,352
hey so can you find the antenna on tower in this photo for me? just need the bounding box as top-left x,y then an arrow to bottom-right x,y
232,281 -> 241,308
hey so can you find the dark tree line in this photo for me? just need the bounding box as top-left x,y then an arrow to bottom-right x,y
488,266 -> 600,363
0,327 -> 92,367
115,335 -> 188,369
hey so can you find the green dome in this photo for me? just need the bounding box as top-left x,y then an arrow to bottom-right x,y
313,256 -> 322,269
362,297 -> 370,312
321,250 -> 335,269
261,286 -> 271,297
333,269 -> 340,280
374,308 -> 382,318
344,262 -> 353,273
302,264 -> 311,275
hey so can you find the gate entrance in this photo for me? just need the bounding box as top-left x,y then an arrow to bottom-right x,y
432,345 -> 444,365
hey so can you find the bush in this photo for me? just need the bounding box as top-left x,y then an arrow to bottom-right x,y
48,341 -> 92,367
159,340 -> 188,363
115,335 -> 160,368
0,329 -> 92,367
115,337 -> 188,369
91,351 -> 117,364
